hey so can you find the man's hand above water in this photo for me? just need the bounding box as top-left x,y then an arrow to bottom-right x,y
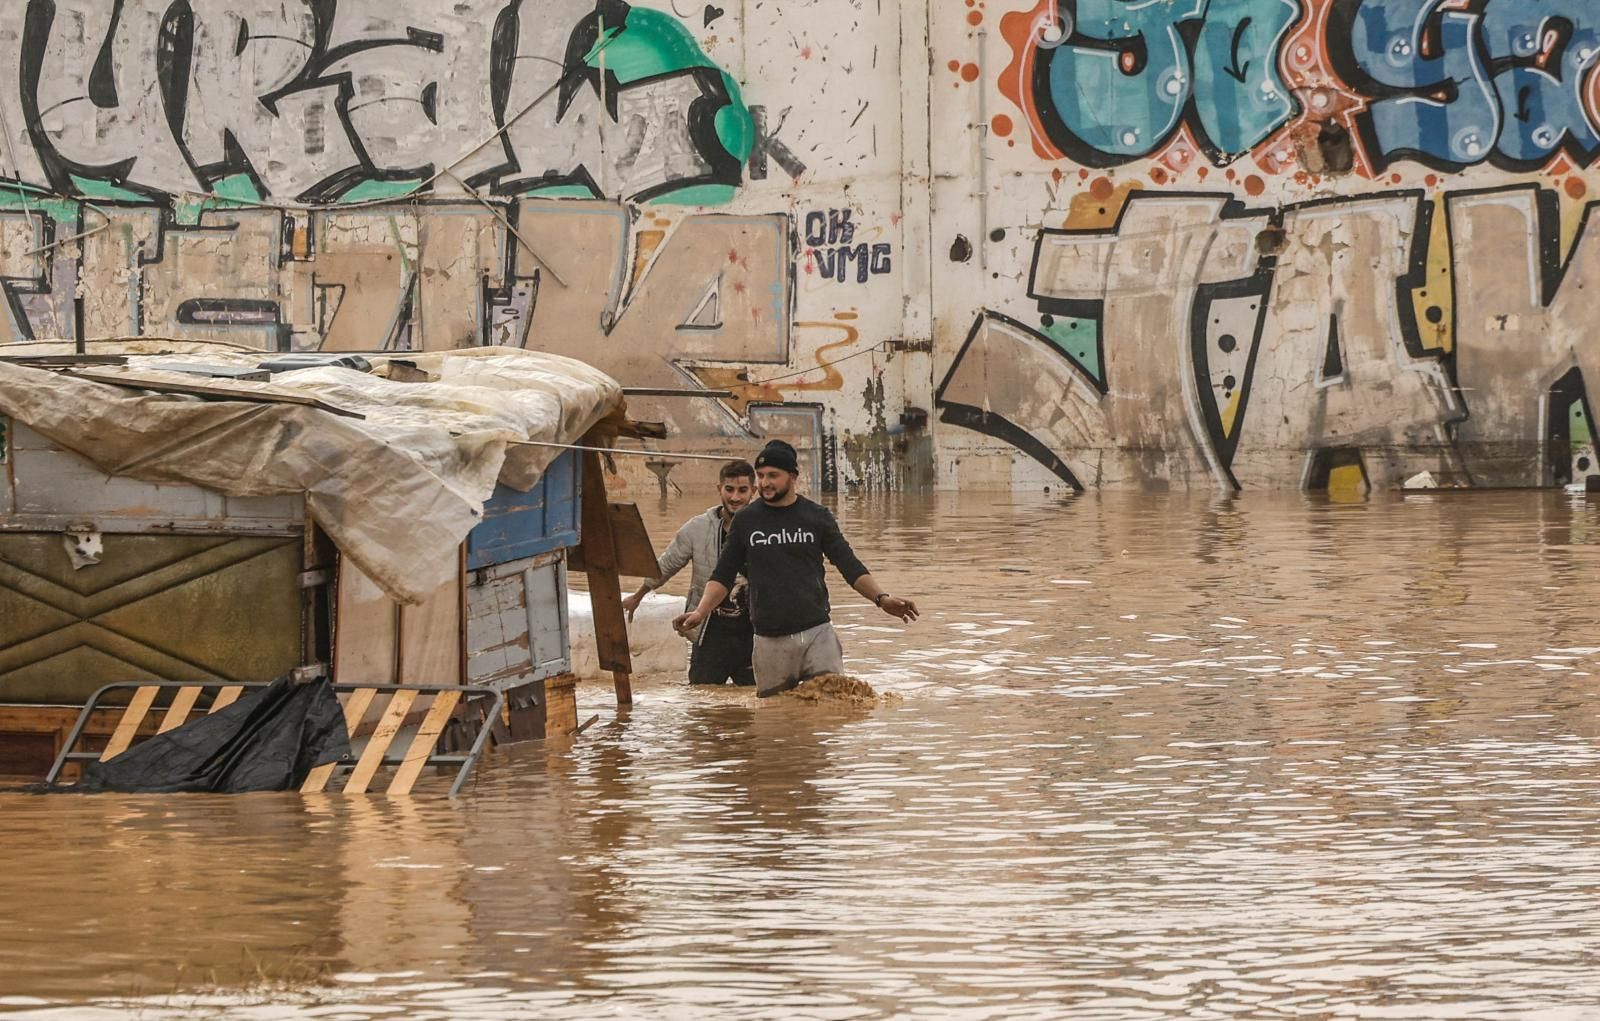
672,609 -> 706,635
621,590 -> 644,623
877,595 -> 918,623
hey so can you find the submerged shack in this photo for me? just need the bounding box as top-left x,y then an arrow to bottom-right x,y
0,342 -> 652,783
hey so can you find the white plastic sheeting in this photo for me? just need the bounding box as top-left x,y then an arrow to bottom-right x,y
0,344 -> 623,603
566,589 -> 691,681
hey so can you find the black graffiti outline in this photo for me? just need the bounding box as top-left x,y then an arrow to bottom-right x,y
1325,0 -> 1600,174
1222,17 -> 1252,83
940,188 -> 1461,489
1443,180 -> 1600,482
1546,367 -> 1597,486
164,0 -> 469,203
1029,10 -> 1303,168
1188,264 -> 1273,482
492,0 -> 745,202
933,310 -> 1087,490
0,208 -> 58,342
1444,180 -> 1600,307
10,0 -> 749,205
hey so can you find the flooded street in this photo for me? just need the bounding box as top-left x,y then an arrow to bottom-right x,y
4,491 -> 1600,1020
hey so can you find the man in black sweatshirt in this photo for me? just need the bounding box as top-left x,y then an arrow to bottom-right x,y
672,439 -> 918,696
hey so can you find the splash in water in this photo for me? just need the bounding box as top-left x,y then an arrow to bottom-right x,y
778,673 -> 899,706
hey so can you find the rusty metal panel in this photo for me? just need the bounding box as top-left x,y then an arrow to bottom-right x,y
3,423 -> 302,534
465,552 -> 569,693
0,532 -> 303,706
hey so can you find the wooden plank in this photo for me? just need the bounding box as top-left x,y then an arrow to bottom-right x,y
343,690 -> 417,794
333,558 -> 399,685
386,691 -> 462,796
0,353 -> 126,366
606,502 -> 660,578
398,563 -> 463,686
156,686 -> 203,734
66,369 -> 365,418
579,450 -> 632,704
619,387 -> 732,399
300,687 -> 377,794
101,686 -> 159,761
209,686 -> 245,713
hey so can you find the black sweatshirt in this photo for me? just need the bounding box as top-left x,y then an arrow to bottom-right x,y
709,495 -> 870,637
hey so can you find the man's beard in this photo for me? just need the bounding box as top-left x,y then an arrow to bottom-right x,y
762,479 -> 791,502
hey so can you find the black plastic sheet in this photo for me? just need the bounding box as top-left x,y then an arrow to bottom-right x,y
67,677 -> 351,794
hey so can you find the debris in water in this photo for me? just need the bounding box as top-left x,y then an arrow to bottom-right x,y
780,673 -> 900,707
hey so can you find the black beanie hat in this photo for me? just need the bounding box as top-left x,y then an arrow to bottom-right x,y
754,439 -> 799,475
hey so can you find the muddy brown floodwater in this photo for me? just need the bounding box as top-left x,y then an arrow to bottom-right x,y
4,491 -> 1600,1020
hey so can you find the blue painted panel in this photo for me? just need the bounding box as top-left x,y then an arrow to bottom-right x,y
467,450 -> 582,569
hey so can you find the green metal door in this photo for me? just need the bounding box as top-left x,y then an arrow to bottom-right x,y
0,533 -> 303,705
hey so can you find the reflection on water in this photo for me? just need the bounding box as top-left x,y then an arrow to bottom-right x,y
4,492 -> 1600,1020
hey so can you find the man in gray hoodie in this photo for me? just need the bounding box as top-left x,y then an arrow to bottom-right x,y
622,459 -> 756,685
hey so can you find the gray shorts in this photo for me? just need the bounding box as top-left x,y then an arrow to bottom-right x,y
752,622 -> 844,697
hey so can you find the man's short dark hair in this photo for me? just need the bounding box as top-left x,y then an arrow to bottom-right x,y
719,459 -> 755,483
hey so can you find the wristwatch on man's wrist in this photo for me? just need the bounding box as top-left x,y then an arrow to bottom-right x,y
874,592 -> 890,607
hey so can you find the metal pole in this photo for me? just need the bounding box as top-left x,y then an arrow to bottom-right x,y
976,29 -> 989,270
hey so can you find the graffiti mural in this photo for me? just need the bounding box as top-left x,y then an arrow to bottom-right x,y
997,0 -> 1600,176
0,0 -> 753,204
13,0 -> 1600,493
938,179 -> 1600,490
0,2 -> 857,453
935,0 -> 1600,491
997,0 -> 1301,165
0,1 -> 786,340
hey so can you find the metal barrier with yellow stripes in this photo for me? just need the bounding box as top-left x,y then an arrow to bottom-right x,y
44,681 -> 503,797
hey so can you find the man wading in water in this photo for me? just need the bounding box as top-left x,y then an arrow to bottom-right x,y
673,439 -> 918,697
625,459 -> 757,686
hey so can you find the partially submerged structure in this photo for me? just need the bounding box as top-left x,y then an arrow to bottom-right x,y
0,342 -> 652,787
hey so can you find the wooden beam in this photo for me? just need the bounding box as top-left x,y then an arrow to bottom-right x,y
607,502 -> 661,577
101,687 -> 159,761
65,369 -> 365,418
344,690 -> 417,794
614,418 -> 669,439
387,691 -> 462,796
620,387 -> 733,399
156,686 -> 203,734
579,449 -> 633,705
301,687 -> 377,794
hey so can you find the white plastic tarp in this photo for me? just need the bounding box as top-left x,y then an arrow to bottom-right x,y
0,344 -> 623,603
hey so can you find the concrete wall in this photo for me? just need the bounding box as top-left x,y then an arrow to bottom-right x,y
2,1 -> 1598,492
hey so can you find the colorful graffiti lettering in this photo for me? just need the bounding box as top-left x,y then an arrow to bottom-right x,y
1330,0 -> 1600,171
0,2 -> 824,452
938,187 -> 1600,490
999,0 -> 1301,164
0,0 -> 754,204
998,0 -> 1600,175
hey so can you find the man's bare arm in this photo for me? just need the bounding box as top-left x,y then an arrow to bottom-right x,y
851,574 -> 918,622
